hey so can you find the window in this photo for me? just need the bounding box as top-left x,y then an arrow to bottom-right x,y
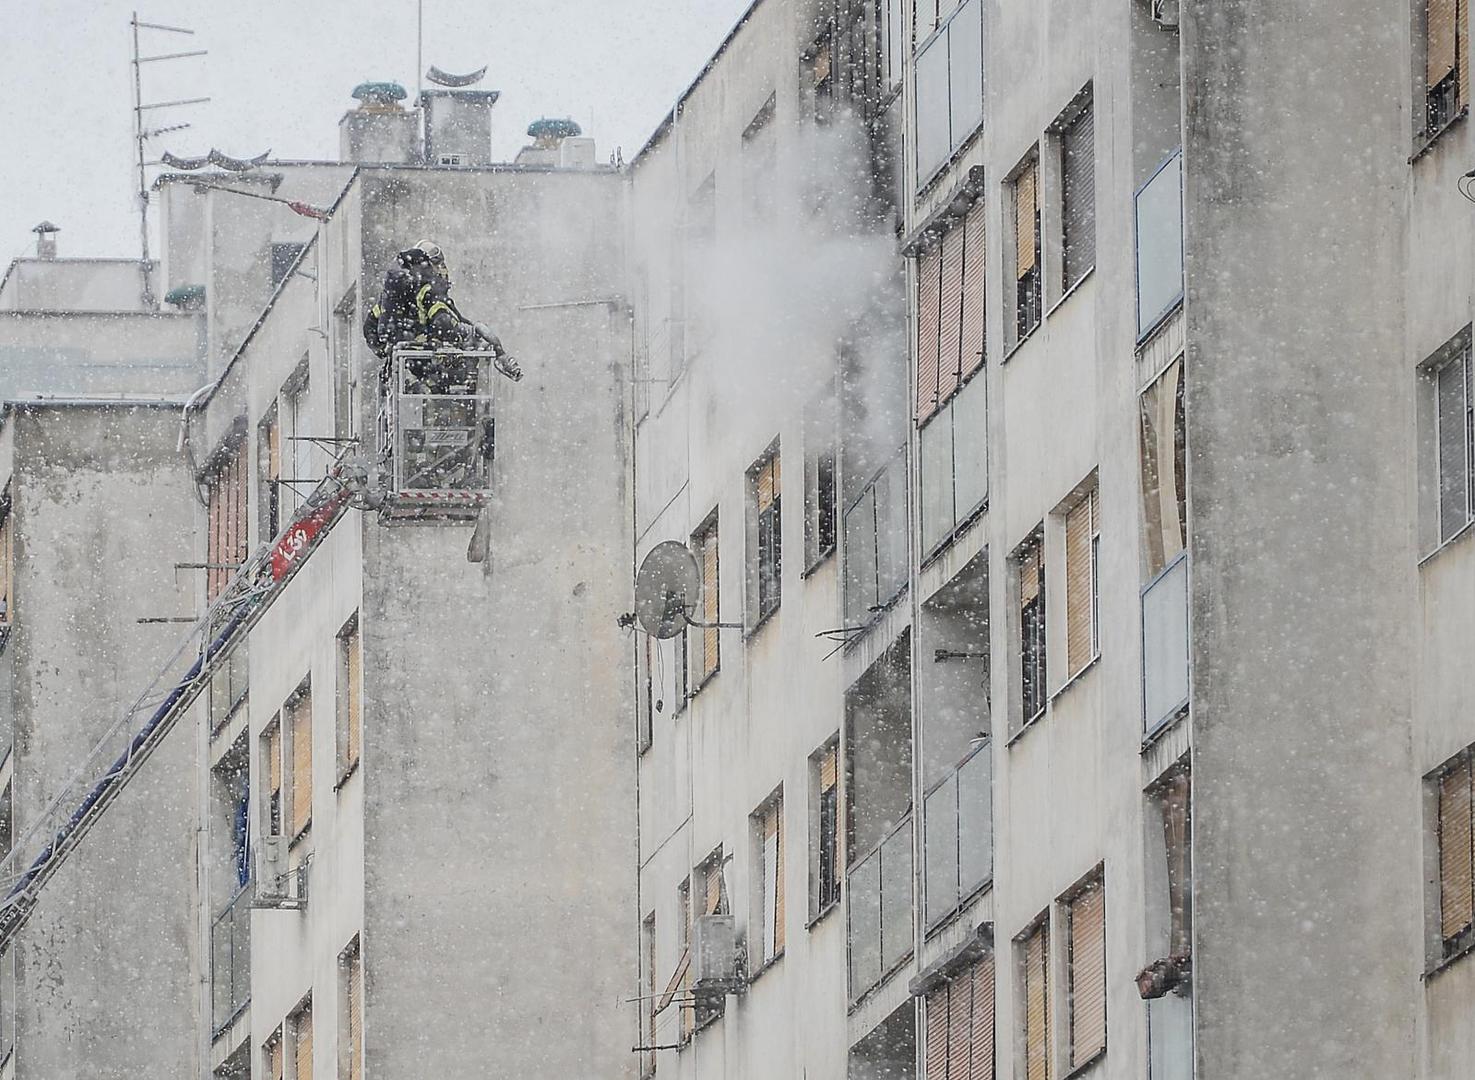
1066,875 -> 1107,1069
692,514 -> 720,685
811,740 -> 842,920
641,913 -> 657,1076
333,287 -> 357,441
271,242 -> 306,288
339,939 -> 362,1080
920,372 -> 988,557
692,850 -> 727,1029
260,403 -> 282,541
1140,358 -> 1186,580
913,0 -> 984,186
262,718 -> 283,835
210,644 -> 249,733
809,28 -> 835,123
291,997 -> 313,1080
748,447 -> 782,625
924,952 -> 995,1080
751,791 -> 786,967
266,1027 -> 285,1080
1060,95 -> 1096,291
1016,533 -> 1046,724
882,0 -> 906,88
743,95 -> 778,221
1433,341 -> 1474,543
677,878 -> 693,1040
637,634 -> 654,753
916,199 -> 986,425
1153,767 -> 1193,965
804,393 -> 838,571
283,363 -> 312,514
207,441 -> 249,602
674,626 -> 690,714
1426,0 -> 1468,134
1011,157 -> 1042,342
1064,487 -> 1100,678
336,615 -> 361,784
0,487 -> 12,626
1135,152 -> 1184,339
287,683 -> 312,842
1435,748 -> 1475,960
1020,918 -> 1050,1080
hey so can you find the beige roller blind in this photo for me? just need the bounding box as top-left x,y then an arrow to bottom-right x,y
1024,923 -> 1050,1080
1020,544 -> 1041,607
0,510 -> 12,625
1431,0 -> 1458,86
294,1003 -> 312,1080
947,968 -> 974,1076
290,691 -> 312,838
1069,883 -> 1107,1066
960,200 -> 987,379
820,745 -> 838,791
1065,491 -> 1096,675
1439,755 -> 1474,943
917,246 -> 943,422
969,954 -> 995,1080
1015,162 -> 1039,279
268,1031 -> 284,1080
938,222 -> 967,405
925,985 -> 949,1080
348,947 -> 363,1080
757,454 -> 779,512
771,800 -> 786,953
704,857 -> 724,915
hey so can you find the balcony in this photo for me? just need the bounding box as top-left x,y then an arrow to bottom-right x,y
211,883 -> 252,1033
843,445 -> 908,631
924,741 -> 992,930
1142,552 -> 1189,737
846,814 -> 914,1002
1135,149 -> 1184,342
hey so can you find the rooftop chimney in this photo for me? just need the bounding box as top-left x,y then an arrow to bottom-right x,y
32,221 -> 59,259
339,82 -> 420,164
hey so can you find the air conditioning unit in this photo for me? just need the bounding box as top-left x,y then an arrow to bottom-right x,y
1151,0 -> 1179,28
691,914 -> 744,997
254,835 -> 308,910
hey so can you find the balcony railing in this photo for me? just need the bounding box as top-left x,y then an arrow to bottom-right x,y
919,371 -> 988,560
1135,149 -> 1184,341
924,740 -> 993,930
211,883 -> 252,1032
1142,552 -> 1190,736
846,813 -> 914,1001
843,446 -> 908,631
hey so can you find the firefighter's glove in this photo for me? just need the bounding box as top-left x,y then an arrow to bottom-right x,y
495,354 -> 524,382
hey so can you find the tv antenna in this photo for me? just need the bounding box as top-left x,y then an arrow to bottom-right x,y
631,541 -> 741,638
131,11 -> 209,308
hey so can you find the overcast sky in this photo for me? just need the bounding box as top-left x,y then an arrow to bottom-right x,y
0,0 -> 751,262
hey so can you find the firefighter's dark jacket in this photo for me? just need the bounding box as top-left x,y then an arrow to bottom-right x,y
362,263 -> 468,358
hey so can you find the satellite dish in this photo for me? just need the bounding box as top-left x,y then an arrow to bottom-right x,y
634,541 -> 700,639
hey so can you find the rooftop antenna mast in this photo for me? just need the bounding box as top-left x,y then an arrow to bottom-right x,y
130,11 -> 208,309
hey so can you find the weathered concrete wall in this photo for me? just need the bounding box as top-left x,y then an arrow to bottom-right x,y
0,259 -> 157,314
1181,1 -> 1418,1075
0,311 -> 203,399
6,405 -> 199,1080
357,168 -> 636,1078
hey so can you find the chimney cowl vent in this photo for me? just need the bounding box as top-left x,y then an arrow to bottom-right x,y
527,117 -> 582,148
32,221 -> 59,259
351,81 -> 408,112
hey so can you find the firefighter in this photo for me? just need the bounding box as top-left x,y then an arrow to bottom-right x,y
362,241 -> 523,389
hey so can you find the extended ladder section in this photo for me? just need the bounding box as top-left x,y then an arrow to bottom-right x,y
0,467 -> 359,948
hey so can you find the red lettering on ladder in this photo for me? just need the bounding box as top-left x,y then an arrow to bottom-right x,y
270,492 -> 349,581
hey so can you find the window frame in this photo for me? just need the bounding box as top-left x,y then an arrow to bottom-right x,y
1061,483 -> 1101,684
285,678 -> 313,846
690,511 -> 721,690
803,391 -> 839,574
1063,870 -> 1108,1071
809,737 -> 843,925
1421,0 -> 1470,145
335,613 -> 362,788
338,937 -> 363,1080
750,788 -> 786,974
1007,152 -> 1043,350
1425,333 -> 1475,552
1017,912 -> 1051,1080
1054,86 -> 1096,298
747,443 -> 783,630
1428,746 -> 1475,971
1014,529 -> 1048,732
913,0 -> 985,192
